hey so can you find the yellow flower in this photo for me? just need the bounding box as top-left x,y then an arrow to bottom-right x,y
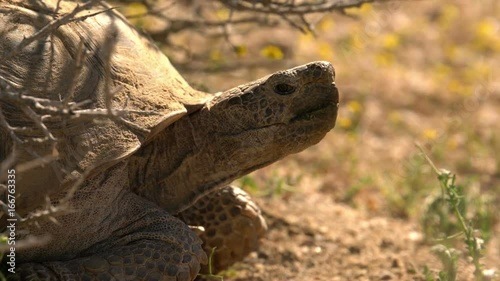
124,3 -> 148,27
348,101 -> 362,113
476,19 -> 497,39
260,45 -> 284,60
473,19 -> 500,51
422,129 -> 438,141
339,117 -> 353,129
344,3 -> 373,17
125,2 -> 148,16
234,45 -> 247,57
216,8 -> 230,20
382,34 -> 400,50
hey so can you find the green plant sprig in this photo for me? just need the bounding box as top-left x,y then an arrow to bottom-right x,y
417,143 -> 486,281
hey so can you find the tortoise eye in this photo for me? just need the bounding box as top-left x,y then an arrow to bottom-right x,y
273,83 -> 296,95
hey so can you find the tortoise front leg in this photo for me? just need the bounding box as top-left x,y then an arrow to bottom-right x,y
176,186 -> 267,273
9,193 -> 208,281
11,237 -> 205,281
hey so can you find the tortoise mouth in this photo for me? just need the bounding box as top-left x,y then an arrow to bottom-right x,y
289,84 -> 339,124
290,102 -> 338,123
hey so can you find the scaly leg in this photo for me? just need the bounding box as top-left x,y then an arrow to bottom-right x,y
9,192 -> 207,281
177,186 -> 267,273
12,237 -> 205,281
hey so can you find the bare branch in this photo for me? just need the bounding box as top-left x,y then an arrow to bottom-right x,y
219,0 -> 392,15
20,106 -> 57,142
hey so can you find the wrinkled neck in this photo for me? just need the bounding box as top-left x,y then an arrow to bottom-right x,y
128,109 -> 230,213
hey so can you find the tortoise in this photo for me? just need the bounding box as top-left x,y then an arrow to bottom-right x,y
0,0 -> 339,280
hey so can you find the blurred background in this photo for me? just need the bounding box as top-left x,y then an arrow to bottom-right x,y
113,0 -> 500,279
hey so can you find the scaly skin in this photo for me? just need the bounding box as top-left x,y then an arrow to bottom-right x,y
14,239 -> 204,281
177,186 -> 267,274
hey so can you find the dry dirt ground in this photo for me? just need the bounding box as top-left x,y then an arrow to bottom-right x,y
213,188 -> 499,281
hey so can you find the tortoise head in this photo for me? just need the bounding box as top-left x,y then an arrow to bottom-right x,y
131,61 -> 339,212
201,60 -> 339,165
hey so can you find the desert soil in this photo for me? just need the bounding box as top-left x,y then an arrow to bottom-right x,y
212,187 -> 499,281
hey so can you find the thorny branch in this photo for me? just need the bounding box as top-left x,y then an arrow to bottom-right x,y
219,0 -> 392,15
113,0 -> 411,68
118,0 -> 406,38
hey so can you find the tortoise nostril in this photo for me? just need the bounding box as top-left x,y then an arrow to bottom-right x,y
274,83 -> 296,95
313,67 -> 322,78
